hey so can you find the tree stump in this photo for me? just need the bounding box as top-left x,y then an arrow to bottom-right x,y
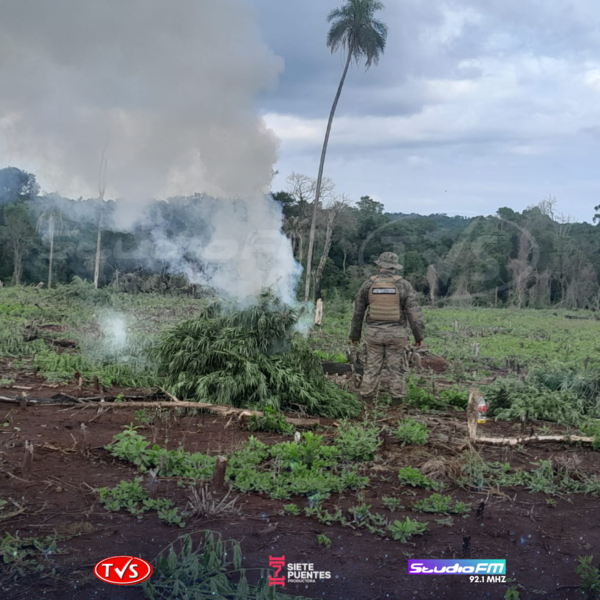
467,389 -> 479,441
211,456 -> 228,494
79,423 -> 89,454
22,440 -> 34,472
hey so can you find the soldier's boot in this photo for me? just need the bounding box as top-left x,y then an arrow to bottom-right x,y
391,396 -> 404,407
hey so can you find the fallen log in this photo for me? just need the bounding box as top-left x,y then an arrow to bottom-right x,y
466,392 -> 595,445
473,434 -> 595,446
0,395 -> 319,427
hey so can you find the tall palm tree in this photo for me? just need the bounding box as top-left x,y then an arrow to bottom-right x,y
36,207 -> 65,288
304,0 -> 387,301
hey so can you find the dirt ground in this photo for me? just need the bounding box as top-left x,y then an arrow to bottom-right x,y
1,379 -> 599,600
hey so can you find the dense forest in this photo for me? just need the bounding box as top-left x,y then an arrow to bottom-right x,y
1,166 -> 600,309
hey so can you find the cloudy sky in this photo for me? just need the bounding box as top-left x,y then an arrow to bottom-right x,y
1,0 -> 599,223
251,0 -> 600,222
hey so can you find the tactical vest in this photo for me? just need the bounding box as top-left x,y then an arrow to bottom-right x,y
368,274 -> 402,322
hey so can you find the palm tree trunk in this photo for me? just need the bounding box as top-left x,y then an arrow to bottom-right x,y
343,250 -> 347,272
304,49 -> 353,302
313,208 -> 338,297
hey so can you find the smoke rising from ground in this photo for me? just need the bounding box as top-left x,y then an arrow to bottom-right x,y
0,0 -> 282,203
1,1 -> 302,305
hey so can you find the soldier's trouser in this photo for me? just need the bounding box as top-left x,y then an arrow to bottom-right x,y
360,325 -> 409,399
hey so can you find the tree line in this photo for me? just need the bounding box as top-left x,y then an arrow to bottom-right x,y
1,166 -> 599,309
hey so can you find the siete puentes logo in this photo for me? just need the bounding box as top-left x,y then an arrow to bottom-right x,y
408,559 -> 506,575
94,555 -> 153,585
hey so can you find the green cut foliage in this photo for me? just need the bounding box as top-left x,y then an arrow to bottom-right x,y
141,532 -> 309,600
247,407 -> 294,436
485,369 -> 600,425
152,291 -> 361,418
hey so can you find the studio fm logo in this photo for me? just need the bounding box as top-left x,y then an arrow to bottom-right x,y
94,555 -> 153,585
269,555 -> 332,586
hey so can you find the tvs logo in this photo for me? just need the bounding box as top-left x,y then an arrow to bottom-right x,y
94,555 -> 153,585
269,555 -> 285,587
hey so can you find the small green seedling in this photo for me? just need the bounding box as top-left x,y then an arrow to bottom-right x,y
317,534 -> 331,548
387,517 -> 428,542
577,556 -> 600,599
382,496 -> 405,512
283,504 -> 300,516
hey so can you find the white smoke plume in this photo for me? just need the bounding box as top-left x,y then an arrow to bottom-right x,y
0,0 -> 302,304
0,0 -> 282,202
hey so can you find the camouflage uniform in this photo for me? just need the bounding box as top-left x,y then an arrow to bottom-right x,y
349,253 -> 425,401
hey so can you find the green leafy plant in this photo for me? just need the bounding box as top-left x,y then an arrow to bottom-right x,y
348,502 -> 372,524
335,421 -> 381,461
394,419 -> 428,446
387,517 -> 428,542
382,496 -> 405,512
580,421 -> 600,450
135,409 -> 154,425
504,586 -> 520,600
317,534 -> 331,548
283,503 -> 300,516
247,407 -> 294,435
156,507 -> 186,528
577,556 -> 600,599
98,478 -> 186,527
436,516 -> 454,527
404,384 -> 446,410
438,388 -> 469,409
412,494 -> 470,515
398,466 -> 445,491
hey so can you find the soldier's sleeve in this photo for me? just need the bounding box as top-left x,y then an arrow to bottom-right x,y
401,281 -> 425,343
349,281 -> 370,342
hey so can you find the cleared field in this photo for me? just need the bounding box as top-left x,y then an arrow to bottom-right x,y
1,285 -> 600,600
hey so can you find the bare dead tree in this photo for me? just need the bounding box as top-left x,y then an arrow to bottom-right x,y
93,148 -> 108,290
508,233 -> 533,308
313,195 -> 348,302
426,264 -> 438,304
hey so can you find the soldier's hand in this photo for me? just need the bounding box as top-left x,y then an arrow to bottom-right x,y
414,340 -> 424,349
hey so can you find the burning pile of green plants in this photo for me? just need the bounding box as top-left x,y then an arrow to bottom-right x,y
152,291 -> 361,418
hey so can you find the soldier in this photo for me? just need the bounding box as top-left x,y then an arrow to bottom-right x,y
349,252 -> 425,406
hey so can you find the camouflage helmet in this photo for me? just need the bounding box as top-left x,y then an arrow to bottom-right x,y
374,252 -> 403,270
